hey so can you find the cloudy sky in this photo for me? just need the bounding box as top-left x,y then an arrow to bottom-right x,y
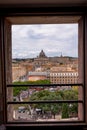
12,24 -> 78,59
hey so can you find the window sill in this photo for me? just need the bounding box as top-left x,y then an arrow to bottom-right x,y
6,122 -> 86,126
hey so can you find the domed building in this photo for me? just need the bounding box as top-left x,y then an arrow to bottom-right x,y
39,49 -> 47,58
34,50 -> 48,68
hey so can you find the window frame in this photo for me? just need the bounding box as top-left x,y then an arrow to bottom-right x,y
0,6 -> 87,129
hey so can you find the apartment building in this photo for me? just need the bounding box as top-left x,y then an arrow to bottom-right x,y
50,71 -> 78,84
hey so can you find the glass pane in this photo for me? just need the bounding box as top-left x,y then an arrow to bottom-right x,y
7,103 -> 82,122
7,85 -> 79,102
12,24 -> 78,84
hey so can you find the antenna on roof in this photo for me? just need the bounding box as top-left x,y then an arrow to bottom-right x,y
60,52 -> 63,57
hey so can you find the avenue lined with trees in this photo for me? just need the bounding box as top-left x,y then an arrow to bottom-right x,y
13,80 -> 78,119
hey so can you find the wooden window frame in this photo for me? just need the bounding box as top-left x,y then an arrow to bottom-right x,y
0,6 -> 87,129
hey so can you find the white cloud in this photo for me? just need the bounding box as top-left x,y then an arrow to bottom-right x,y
12,24 -> 78,59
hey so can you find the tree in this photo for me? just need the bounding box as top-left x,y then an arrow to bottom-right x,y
62,103 -> 69,118
13,79 -> 50,96
30,90 -> 62,118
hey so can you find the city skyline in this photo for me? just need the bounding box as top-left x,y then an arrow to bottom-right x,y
12,24 -> 78,59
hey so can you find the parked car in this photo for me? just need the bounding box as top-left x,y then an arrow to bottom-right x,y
18,106 -> 26,113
